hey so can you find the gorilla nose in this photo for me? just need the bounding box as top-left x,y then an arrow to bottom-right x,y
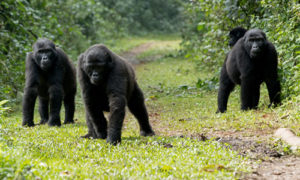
92,73 -> 99,78
42,57 -> 48,62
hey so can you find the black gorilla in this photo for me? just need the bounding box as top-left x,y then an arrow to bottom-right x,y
78,44 -> 155,145
228,27 -> 247,47
22,38 -> 76,126
217,29 -> 281,113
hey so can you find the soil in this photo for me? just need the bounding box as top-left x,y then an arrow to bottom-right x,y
188,133 -> 300,180
121,42 -> 155,64
123,44 -> 300,180
244,156 -> 300,180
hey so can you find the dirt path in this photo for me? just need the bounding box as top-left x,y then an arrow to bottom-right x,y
121,42 -> 155,64
124,42 -> 300,179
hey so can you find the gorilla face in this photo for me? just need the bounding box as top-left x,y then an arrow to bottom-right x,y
244,29 -> 267,58
33,39 -> 57,71
83,47 -> 112,85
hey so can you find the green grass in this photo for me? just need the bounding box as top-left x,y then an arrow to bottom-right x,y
106,33 -> 180,54
136,56 -> 300,135
1,35 -> 299,179
0,123 -> 250,179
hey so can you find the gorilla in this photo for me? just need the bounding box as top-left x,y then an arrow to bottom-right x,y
22,38 -> 76,126
228,27 -> 247,47
78,44 -> 155,145
217,29 -> 281,113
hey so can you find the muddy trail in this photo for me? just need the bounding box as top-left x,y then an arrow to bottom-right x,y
122,42 -> 300,180
212,136 -> 299,179
188,132 -> 300,179
121,42 -> 155,65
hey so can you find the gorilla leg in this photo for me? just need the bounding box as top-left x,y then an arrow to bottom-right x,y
81,113 -> 96,138
240,77 -> 256,110
128,84 -> 155,136
85,102 -> 107,139
63,94 -> 75,124
38,96 -> 49,124
217,66 -> 235,113
107,95 -> 126,145
266,78 -> 281,107
22,87 -> 38,126
252,83 -> 260,109
48,85 -> 63,126
90,111 -> 107,139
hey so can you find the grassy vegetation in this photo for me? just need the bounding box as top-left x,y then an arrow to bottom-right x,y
137,56 -> 300,136
107,34 -> 180,54
1,35 -> 299,179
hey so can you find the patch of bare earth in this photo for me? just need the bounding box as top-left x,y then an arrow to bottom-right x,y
121,42 -> 155,64
244,156 -> 300,179
148,113 -> 300,179
191,132 -> 300,179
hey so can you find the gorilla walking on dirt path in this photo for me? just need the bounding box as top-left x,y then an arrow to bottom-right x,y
78,44 -> 155,145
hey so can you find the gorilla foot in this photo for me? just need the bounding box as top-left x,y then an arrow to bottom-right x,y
216,109 -> 226,113
48,118 -> 61,127
63,119 -> 74,124
140,129 -> 155,137
95,132 -> 107,139
107,135 -> 121,145
80,133 -> 95,139
39,119 -> 48,125
22,121 -> 35,127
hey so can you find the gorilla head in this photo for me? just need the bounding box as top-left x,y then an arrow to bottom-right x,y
82,46 -> 113,85
33,38 -> 58,71
243,29 -> 267,58
229,27 -> 247,47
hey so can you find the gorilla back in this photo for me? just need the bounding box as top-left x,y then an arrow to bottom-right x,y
228,27 -> 247,47
22,38 -> 76,127
217,29 -> 281,113
78,44 -> 155,145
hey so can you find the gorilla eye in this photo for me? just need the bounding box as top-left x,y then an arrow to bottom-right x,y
39,49 -> 51,54
96,62 -> 106,66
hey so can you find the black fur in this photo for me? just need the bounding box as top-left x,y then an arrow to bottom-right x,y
229,27 -> 247,47
22,38 -> 76,126
217,29 -> 281,113
78,44 -> 155,145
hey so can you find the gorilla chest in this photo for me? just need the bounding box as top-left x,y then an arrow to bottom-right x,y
100,95 -> 110,111
226,58 -> 264,84
93,88 -> 110,111
37,75 -> 53,94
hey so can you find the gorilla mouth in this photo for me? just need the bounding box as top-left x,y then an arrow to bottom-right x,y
90,77 -> 101,85
250,50 -> 262,58
41,63 -> 51,70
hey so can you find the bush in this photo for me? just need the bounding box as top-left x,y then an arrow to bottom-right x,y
0,0 -> 184,103
181,0 -> 300,99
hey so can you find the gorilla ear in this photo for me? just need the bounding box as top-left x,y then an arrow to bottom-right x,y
261,31 -> 267,40
242,35 -> 247,42
78,54 -> 86,67
105,52 -> 114,67
52,47 -> 58,58
78,54 -> 84,62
